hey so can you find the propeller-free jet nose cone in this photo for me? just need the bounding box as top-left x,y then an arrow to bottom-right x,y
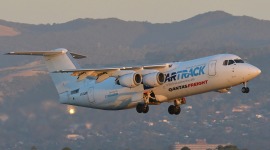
249,65 -> 261,79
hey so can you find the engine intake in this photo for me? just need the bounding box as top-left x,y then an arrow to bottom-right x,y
143,72 -> 165,87
118,73 -> 142,88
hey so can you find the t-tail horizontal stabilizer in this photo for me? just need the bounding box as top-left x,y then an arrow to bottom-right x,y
6,49 -> 86,59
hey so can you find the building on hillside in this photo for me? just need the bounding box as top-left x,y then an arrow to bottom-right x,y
172,139 -> 227,150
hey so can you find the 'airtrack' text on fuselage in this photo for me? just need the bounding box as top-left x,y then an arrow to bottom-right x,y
165,65 -> 206,82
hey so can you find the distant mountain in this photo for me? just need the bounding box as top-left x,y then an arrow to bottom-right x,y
1,11 -> 270,150
1,11 -> 270,67
0,25 -> 20,36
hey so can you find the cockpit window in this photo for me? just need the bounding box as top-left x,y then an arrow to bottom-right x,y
223,59 -> 244,66
223,60 -> 228,66
228,60 -> 235,65
234,59 -> 244,63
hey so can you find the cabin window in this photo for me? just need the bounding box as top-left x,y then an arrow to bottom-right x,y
223,60 -> 228,66
71,89 -> 79,95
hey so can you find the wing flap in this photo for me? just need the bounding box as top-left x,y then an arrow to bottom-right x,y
143,64 -> 169,70
54,68 -> 120,82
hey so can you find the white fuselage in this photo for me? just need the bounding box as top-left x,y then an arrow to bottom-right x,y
60,54 -> 261,110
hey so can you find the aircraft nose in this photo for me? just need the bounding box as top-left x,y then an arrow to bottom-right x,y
249,65 -> 261,78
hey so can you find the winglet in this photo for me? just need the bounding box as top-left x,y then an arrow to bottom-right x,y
5,52 -> 15,55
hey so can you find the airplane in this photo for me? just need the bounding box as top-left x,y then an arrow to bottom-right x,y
6,48 -> 261,115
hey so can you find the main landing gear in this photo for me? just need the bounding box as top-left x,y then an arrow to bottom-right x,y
136,103 -> 149,113
168,98 -> 186,115
135,91 -> 186,115
168,105 -> 181,115
136,91 -> 159,114
242,82 -> 250,93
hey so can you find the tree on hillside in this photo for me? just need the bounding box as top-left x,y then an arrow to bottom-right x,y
62,147 -> 72,150
181,146 -> 191,150
216,145 -> 240,150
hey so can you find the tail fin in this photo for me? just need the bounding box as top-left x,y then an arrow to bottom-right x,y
6,48 -> 86,94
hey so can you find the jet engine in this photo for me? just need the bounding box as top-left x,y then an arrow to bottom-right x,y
143,72 -> 165,87
118,73 -> 142,88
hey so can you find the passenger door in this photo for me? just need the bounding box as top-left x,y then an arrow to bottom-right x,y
88,87 -> 95,103
208,60 -> 217,76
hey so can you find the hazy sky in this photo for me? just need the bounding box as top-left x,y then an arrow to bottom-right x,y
0,0 -> 269,24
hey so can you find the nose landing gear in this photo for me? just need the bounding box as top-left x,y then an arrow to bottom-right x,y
168,98 -> 186,115
242,82 -> 250,93
242,87 -> 250,93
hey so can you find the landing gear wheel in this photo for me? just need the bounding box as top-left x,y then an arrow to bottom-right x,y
168,105 -> 175,115
168,105 -> 181,115
136,103 -> 143,113
136,103 -> 149,114
143,105 -> 149,113
246,87 -> 250,93
242,87 -> 250,93
175,106 -> 181,115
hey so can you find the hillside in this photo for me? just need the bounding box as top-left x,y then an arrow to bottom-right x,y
0,25 -> 20,36
0,11 -> 270,150
1,11 -> 270,67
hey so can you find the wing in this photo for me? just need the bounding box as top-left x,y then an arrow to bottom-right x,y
54,68 -> 120,82
54,64 -> 172,82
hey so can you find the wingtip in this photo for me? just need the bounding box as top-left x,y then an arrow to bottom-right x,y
51,70 -> 62,73
72,55 -> 87,59
4,52 -> 14,55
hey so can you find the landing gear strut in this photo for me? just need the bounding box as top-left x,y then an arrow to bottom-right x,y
242,82 -> 250,93
168,98 -> 186,115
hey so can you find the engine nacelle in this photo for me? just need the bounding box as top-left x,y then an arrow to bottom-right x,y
118,73 -> 142,88
143,72 -> 165,87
